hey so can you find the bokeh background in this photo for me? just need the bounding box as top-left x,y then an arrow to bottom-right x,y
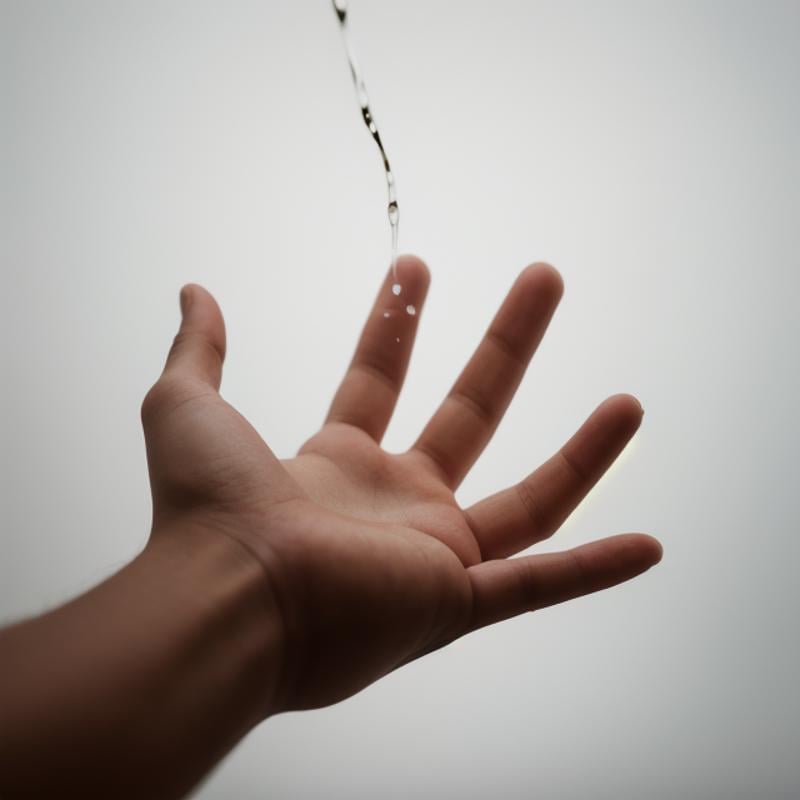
2,1 -> 799,797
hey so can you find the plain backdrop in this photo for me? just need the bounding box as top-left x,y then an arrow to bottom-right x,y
2,1 -> 799,798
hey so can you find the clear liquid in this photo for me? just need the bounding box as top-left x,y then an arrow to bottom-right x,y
332,0 -> 402,290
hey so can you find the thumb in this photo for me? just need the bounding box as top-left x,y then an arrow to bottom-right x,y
162,284 -> 227,391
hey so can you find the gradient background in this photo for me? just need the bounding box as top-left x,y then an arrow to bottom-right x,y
2,1 -> 799,797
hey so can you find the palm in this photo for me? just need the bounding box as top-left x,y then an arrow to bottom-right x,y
143,256 -> 662,711
276,436 -> 476,709
290,424 -> 480,563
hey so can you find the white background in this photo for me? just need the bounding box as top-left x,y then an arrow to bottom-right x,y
2,1 -> 799,797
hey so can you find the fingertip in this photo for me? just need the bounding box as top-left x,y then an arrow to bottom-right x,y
519,261 -> 564,303
180,282 -> 218,316
619,532 -> 663,569
176,283 -> 226,360
389,255 -> 430,317
602,393 -> 645,432
615,392 -> 644,416
395,254 -> 431,291
643,534 -> 664,565
183,282 -> 216,304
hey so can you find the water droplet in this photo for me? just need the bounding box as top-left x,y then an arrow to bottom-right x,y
405,304 -> 416,316
383,311 -> 391,318
388,200 -> 399,225
395,337 -> 400,343
392,283 -> 402,296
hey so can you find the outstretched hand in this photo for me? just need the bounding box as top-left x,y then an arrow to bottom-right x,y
141,256 -> 662,713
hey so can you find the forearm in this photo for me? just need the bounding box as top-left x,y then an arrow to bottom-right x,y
0,524 -> 283,799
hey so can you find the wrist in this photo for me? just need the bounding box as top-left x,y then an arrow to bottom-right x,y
145,519 -> 287,724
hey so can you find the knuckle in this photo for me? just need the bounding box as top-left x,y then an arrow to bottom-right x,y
168,331 -> 196,359
558,448 -> 588,483
516,479 -> 556,538
140,377 -> 184,424
450,384 -> 495,428
170,330 -> 224,365
140,382 -> 167,423
517,557 -> 542,611
566,548 -> 591,594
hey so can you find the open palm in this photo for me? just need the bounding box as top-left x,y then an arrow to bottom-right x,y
141,256 -> 661,713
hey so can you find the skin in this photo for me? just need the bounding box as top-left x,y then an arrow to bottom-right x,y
0,256 -> 662,798
143,255 -> 662,709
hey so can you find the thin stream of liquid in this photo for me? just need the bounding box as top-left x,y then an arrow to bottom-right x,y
332,0 -> 403,298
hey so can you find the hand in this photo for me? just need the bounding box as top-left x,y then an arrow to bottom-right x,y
141,256 -> 662,713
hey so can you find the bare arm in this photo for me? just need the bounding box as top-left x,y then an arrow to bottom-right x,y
0,527 -> 282,799
0,256 -> 661,798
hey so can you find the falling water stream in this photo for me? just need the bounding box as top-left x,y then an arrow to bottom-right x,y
332,0 -> 413,312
